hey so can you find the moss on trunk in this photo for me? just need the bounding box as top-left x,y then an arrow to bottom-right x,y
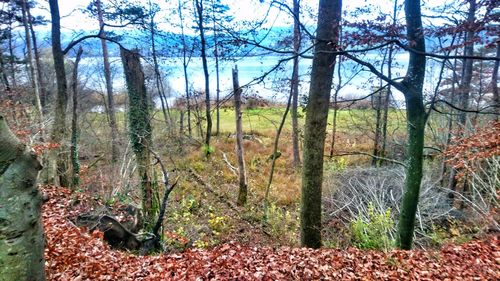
0,116 -> 45,281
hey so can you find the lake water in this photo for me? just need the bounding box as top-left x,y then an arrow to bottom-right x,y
80,53 -> 443,107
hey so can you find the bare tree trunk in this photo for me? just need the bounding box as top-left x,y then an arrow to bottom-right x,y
233,66 -> 247,206
21,0 -> 43,121
49,0 -> 70,187
178,0 -> 192,137
70,47 -> 83,187
449,0 -> 476,195
96,0 -> 120,163
329,48 -> 342,158
212,0 -> 221,137
7,19 -> 17,88
0,116 -> 45,281
27,5 -> 48,112
492,43 -> 499,121
195,0 -> 212,155
379,0 -> 398,164
264,79 -> 294,219
457,0 -> 476,129
396,0 -> 427,250
120,47 -> 154,229
291,0 -> 301,168
0,51 -> 10,90
150,13 -> 174,134
300,0 -> 342,248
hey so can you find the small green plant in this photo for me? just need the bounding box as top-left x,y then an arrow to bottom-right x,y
264,203 -> 299,245
325,157 -> 348,173
202,144 -> 215,156
208,213 -> 227,235
350,203 -> 394,251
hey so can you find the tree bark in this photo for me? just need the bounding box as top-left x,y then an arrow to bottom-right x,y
7,19 -> 17,88
233,66 -> 247,206
0,116 -> 45,281
71,47 -> 83,188
178,0 -> 192,137
448,0 -> 476,195
49,0 -> 70,187
27,5 -> 48,112
291,0 -> 301,168
150,14 -> 174,135
120,47 -> 154,230
492,43 -> 499,120
96,0 -> 120,163
300,0 -> 342,248
195,0 -> 212,155
396,0 -> 427,250
21,0 -> 43,121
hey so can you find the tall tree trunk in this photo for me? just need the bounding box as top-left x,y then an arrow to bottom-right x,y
178,0 -> 192,137
0,48 -> 10,90
448,0 -> 476,195
492,43 -> 499,120
233,66 -> 247,206
150,14 -> 174,135
8,19 -> 17,88
212,0 -> 221,137
329,51 -> 342,158
21,0 -> 43,121
195,0 -> 212,155
27,5 -> 48,112
458,0 -> 476,128
70,47 -> 83,188
0,116 -> 45,281
120,47 -> 154,230
49,0 -> 70,187
396,0 -> 427,250
96,0 -> 120,163
380,0 -> 398,164
300,0 -> 342,248
291,0 -> 301,167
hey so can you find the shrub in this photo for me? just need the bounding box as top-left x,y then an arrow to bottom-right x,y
350,203 -> 394,251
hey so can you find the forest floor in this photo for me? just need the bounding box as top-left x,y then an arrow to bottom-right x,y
43,185 -> 500,280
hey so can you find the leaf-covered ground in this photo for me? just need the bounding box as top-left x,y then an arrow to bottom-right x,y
43,185 -> 499,280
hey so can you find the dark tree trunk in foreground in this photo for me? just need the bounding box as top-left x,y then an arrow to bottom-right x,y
70,47 -> 83,187
0,116 -> 45,281
300,0 -> 342,248
396,0 -> 427,250
49,0 -> 70,187
233,66 -> 247,206
195,0 -> 212,155
291,0 -> 301,168
96,0 -> 120,163
120,48 -> 154,230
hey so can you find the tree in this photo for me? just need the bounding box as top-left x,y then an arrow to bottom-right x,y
120,47 -> 154,229
0,115 -> 45,281
194,0 -> 212,156
95,0 -> 120,163
394,0 -> 427,249
232,66 -> 247,206
20,0 -> 43,121
70,47 -> 83,187
300,0 -> 342,248
291,0 -> 301,168
48,0 -> 70,187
